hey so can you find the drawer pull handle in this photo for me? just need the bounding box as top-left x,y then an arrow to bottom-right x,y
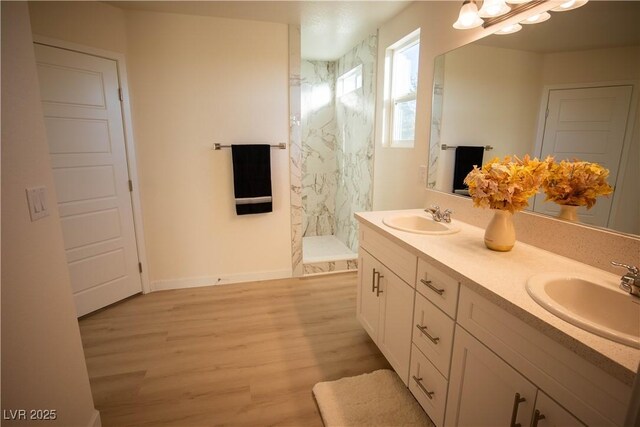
420,279 -> 445,295
412,376 -> 434,399
371,268 -> 377,292
530,410 -> 546,427
416,324 -> 440,344
510,393 -> 526,427
373,270 -> 384,296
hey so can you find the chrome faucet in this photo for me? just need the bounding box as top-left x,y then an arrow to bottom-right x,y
611,261 -> 640,298
425,205 -> 453,223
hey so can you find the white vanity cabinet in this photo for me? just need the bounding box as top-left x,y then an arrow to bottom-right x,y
355,220 -> 632,427
357,226 -> 417,385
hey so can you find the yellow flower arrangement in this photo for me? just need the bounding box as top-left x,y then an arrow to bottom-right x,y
542,160 -> 613,209
463,155 -> 550,213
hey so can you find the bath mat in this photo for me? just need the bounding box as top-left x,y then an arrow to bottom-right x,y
312,369 -> 435,427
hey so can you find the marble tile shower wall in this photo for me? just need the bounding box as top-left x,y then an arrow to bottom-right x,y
301,60 -> 338,237
335,34 -> 377,252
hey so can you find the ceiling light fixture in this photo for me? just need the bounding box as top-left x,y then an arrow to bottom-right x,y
478,0 -> 511,18
453,0 -> 588,33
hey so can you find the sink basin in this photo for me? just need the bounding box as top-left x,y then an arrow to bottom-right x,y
526,273 -> 640,348
382,213 -> 460,235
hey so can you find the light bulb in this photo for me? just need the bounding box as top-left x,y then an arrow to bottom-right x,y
560,0 -> 576,9
453,0 -> 484,29
478,0 -> 511,18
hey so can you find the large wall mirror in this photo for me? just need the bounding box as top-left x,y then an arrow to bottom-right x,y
428,1 -> 640,236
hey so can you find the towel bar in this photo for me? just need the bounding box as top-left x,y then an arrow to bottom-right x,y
213,143 -> 287,150
441,144 -> 493,151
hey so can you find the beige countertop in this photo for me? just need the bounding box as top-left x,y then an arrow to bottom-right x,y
356,209 -> 639,387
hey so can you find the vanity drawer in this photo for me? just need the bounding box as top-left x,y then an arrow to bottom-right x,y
413,292 -> 455,378
416,258 -> 460,318
409,344 -> 448,427
359,224 -> 417,286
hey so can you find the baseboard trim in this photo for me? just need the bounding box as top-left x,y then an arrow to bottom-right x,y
150,269 -> 292,292
88,409 -> 101,427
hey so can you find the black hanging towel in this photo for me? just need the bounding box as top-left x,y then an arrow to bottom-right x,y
231,144 -> 273,215
453,146 -> 485,194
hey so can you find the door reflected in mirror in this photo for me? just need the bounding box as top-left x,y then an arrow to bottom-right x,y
428,1 -> 640,236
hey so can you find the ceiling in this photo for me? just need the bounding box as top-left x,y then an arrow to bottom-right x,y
109,1 -> 411,61
476,1 -> 640,53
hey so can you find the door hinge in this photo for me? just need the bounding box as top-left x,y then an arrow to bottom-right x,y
138,262 -> 143,273
118,88 -> 124,102
128,180 -> 133,192
545,108 -> 549,118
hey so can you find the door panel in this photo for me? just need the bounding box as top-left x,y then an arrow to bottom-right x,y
35,43 -> 142,316
44,117 -> 111,154
357,251 -> 380,341
446,326 -> 537,427
533,85 -> 633,227
378,267 -> 414,385
534,391 -> 585,427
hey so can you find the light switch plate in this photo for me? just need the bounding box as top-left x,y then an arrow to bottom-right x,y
26,186 -> 49,221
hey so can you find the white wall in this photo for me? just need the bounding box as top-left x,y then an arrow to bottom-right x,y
542,46 -> 640,85
29,3 -> 293,289
124,10 -> 292,288
1,3 -> 98,425
28,1 -> 127,53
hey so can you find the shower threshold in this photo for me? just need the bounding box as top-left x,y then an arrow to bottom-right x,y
302,235 -> 357,264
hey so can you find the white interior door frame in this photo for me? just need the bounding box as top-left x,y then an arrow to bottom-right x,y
33,34 -> 151,295
533,80 -> 639,227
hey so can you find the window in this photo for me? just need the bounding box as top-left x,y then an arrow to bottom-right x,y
337,64 -> 363,98
383,29 -> 420,147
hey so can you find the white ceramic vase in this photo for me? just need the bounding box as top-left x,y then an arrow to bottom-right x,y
558,204 -> 579,222
484,209 -> 515,252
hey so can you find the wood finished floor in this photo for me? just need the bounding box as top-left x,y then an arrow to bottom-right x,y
79,272 -> 390,427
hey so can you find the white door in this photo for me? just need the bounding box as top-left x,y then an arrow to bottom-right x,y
357,250 -> 381,341
377,265 -> 414,385
533,85 -> 633,226
34,43 -> 142,317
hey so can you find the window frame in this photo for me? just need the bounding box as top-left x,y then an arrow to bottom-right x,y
383,29 -> 421,148
337,64 -> 363,99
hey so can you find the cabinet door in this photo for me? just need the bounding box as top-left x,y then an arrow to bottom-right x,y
446,326 -> 536,427
532,392 -> 585,427
378,265 -> 415,385
357,250 -> 380,341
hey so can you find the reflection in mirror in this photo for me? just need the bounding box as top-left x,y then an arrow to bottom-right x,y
428,1 -> 640,236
